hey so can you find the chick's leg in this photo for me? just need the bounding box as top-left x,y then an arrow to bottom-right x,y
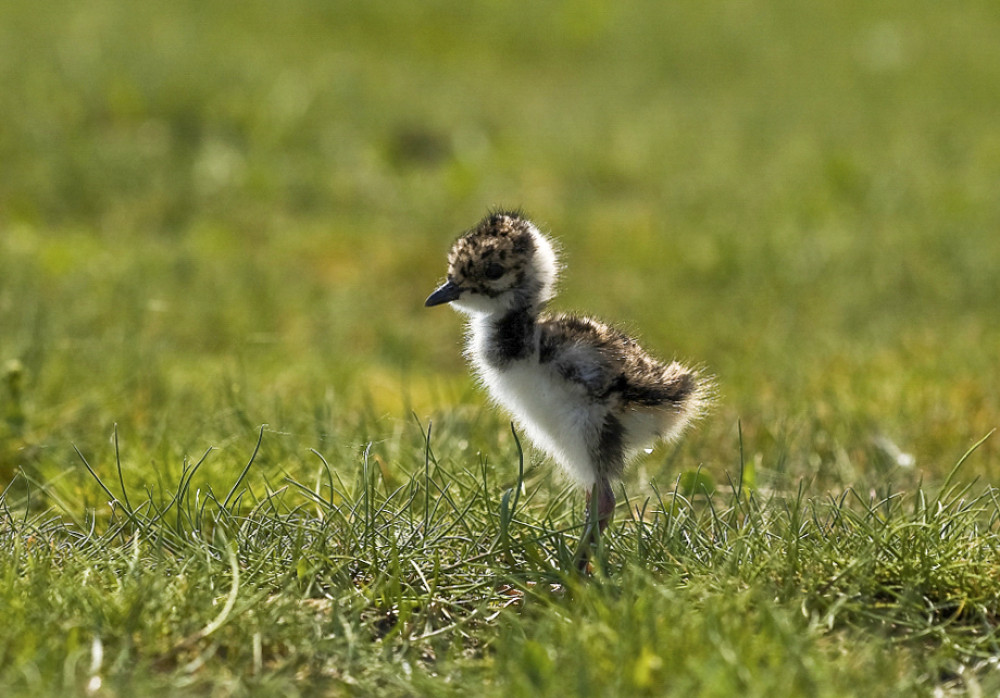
575,476 -> 615,572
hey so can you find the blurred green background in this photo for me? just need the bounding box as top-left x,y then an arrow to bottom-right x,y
1,0 -> 998,493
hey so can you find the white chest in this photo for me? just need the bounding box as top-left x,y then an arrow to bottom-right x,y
467,317 -> 607,485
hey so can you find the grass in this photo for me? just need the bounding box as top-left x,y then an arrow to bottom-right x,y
3,423 -> 999,695
2,0 -> 1000,694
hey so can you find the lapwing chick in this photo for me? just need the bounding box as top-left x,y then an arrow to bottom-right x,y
426,210 -> 710,569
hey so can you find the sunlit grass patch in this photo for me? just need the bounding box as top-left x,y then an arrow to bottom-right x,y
3,423 -> 999,695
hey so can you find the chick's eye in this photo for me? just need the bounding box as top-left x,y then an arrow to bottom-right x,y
484,262 -> 505,280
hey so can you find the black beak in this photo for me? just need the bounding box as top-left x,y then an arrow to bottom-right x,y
425,279 -> 463,307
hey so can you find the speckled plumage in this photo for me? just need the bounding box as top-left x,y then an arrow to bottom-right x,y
426,210 -> 710,559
